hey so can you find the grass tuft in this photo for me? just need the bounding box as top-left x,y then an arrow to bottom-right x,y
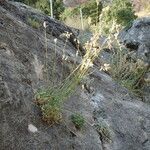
27,17 -> 41,29
36,29 -> 103,125
71,113 -> 85,129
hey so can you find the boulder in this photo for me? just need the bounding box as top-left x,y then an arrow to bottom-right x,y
119,17 -> 150,64
119,17 -> 150,103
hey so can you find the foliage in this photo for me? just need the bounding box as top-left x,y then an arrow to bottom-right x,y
108,36 -> 148,97
35,0 -> 50,14
111,0 -> 137,26
82,1 -> 102,25
61,1 -> 102,25
35,0 -> 65,19
116,59 -> 147,97
71,113 -> 85,129
99,0 -> 137,34
36,68 -> 87,124
27,16 -> 41,28
14,0 -> 136,27
53,0 -> 65,20
36,88 -> 63,124
36,31 -> 102,125
14,0 -> 65,20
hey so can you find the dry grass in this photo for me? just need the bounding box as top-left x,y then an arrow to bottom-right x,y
36,22 -> 104,124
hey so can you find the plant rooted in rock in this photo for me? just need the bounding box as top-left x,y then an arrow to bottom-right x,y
36,28 -> 103,125
71,113 -> 85,129
27,16 -> 41,29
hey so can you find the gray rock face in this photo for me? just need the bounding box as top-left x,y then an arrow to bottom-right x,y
0,1 -> 150,150
119,17 -> 150,103
89,71 -> 150,150
0,1 -> 101,150
119,17 -> 150,64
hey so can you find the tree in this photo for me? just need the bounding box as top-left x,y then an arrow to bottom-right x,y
35,0 -> 64,19
111,0 -> 137,26
100,0 -> 137,34
13,0 -> 65,20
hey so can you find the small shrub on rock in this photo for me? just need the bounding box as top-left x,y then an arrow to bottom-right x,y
27,17 -> 41,29
99,0 -> 137,34
71,113 -> 85,129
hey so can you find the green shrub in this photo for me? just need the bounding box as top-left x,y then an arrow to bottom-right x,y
41,103 -> 62,124
16,0 -> 65,20
36,87 -> 63,124
112,0 -> 137,26
36,31 -> 101,125
99,22 -> 148,98
36,72 -> 84,125
99,0 -> 137,34
71,113 -> 85,129
35,0 -> 64,19
60,1 -> 102,25
27,17 -> 41,29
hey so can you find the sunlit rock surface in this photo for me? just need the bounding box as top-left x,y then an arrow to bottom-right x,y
0,1 -> 150,150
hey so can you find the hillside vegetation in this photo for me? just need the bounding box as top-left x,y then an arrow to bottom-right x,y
0,0 -> 150,149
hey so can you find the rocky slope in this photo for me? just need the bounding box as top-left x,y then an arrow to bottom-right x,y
0,1 -> 150,150
119,17 -> 150,103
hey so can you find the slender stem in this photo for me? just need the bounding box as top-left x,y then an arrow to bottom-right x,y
61,38 -> 68,83
49,0 -> 53,18
45,28 -> 48,81
52,42 -> 57,85
79,7 -> 84,30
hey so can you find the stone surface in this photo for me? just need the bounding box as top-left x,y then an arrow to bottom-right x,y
0,1 -> 101,150
119,17 -> 150,64
0,1 -> 150,150
119,17 -> 150,103
89,70 -> 150,150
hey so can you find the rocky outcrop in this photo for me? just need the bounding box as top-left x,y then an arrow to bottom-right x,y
0,1 -> 150,150
119,17 -> 150,64
119,17 -> 150,103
